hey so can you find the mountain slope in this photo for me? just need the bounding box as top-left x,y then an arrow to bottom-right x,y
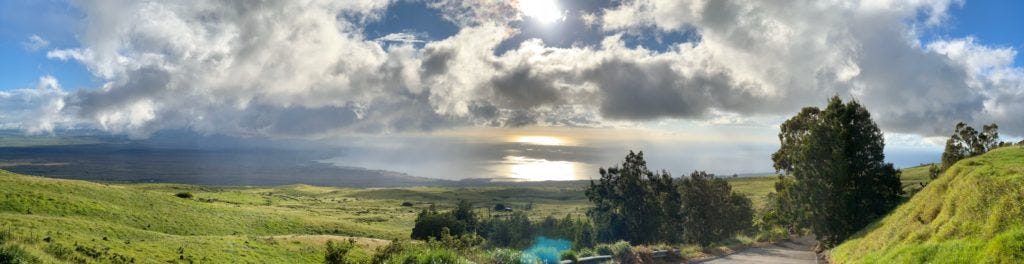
831,146 -> 1024,263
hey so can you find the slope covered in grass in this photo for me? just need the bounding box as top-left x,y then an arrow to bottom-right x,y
0,170 -> 598,262
831,146 -> 1024,263
0,170 -> 404,263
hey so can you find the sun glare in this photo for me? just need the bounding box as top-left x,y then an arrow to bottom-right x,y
513,135 -> 566,146
518,0 -> 565,24
503,156 -> 579,181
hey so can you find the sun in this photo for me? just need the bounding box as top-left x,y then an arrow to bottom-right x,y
518,0 -> 565,24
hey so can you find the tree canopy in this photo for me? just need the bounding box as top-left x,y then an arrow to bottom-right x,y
586,151 -> 753,246
771,96 -> 902,247
941,122 -> 1000,171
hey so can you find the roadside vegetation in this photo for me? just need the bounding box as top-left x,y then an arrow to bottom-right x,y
831,146 -> 1024,263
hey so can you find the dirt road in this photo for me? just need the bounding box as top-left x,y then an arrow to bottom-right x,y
691,236 -> 819,264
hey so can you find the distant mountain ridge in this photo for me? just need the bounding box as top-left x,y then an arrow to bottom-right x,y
0,143 -> 446,188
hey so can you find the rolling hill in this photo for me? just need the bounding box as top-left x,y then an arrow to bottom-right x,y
0,169 -> 599,263
831,146 -> 1024,263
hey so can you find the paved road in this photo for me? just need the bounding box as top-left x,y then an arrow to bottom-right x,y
692,236 -> 819,264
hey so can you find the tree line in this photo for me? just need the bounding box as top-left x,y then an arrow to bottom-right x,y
406,96 -> 1019,255
586,152 -> 753,246
409,151 -> 755,249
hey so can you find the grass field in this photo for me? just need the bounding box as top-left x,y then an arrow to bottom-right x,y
724,176 -> 777,209
899,164 -> 933,194
831,146 -> 1024,263
0,169 -> 784,263
0,161 -> 945,263
0,170 -> 598,263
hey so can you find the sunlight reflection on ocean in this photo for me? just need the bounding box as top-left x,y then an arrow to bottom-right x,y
491,155 -> 590,181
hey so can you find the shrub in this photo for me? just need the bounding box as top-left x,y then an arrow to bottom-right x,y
633,246 -> 656,263
174,192 -> 193,199
371,239 -> 406,264
594,243 -> 614,256
487,248 -> 523,264
409,247 -> 467,264
324,239 -> 355,264
0,244 -> 39,264
610,241 -> 632,256
612,245 -> 640,264
577,248 -> 596,257
45,243 -> 85,262
559,250 -> 579,263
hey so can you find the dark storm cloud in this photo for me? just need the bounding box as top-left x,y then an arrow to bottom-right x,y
490,65 -> 562,109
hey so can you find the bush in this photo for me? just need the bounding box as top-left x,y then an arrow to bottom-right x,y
559,250 -> 579,263
633,246 -> 656,263
371,239 -> 406,264
369,241 -> 470,264
755,226 -> 789,242
613,245 -> 640,264
174,192 -> 193,199
594,243 -> 614,256
324,239 -> 355,264
0,244 -> 39,264
45,243 -> 86,262
486,248 -> 523,264
610,241 -> 632,256
577,248 -> 596,257
407,247 -> 467,264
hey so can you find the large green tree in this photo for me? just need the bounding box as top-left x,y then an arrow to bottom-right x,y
677,171 -> 753,245
771,96 -> 902,247
585,151 -> 666,244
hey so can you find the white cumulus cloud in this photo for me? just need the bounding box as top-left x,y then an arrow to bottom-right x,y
10,0 -> 1023,140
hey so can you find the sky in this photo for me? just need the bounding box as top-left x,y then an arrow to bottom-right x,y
1,0 -> 1023,180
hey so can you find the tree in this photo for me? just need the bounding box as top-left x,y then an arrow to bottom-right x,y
411,206 -> 465,240
585,151 -> 672,244
677,171 -> 753,245
928,164 -> 941,180
941,122 -> 1000,170
410,200 -> 478,241
771,96 -> 902,247
452,200 -> 478,233
759,176 -> 809,234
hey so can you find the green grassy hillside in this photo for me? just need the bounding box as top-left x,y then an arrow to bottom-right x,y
899,164 -> 933,194
0,167 -> 791,263
0,170 -> 596,263
831,146 -> 1024,263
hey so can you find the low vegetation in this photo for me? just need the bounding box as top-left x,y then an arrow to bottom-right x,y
831,146 -> 1024,263
0,168 -> 779,263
